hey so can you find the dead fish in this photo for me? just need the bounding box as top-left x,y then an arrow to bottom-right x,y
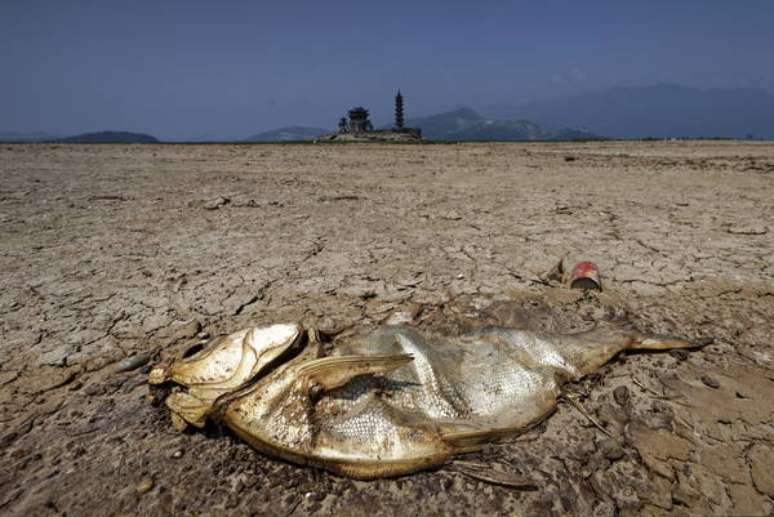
152,321 -> 706,478
148,323 -> 303,429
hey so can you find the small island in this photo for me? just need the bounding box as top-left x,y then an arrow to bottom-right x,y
320,90 -> 422,142
59,131 -> 159,143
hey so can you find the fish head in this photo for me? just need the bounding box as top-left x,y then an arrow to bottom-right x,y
151,323 -> 304,430
242,323 -> 305,376
149,323 -> 303,392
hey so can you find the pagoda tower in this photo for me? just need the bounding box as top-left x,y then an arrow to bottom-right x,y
394,90 -> 405,129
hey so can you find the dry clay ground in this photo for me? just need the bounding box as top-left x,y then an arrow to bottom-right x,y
1,141 -> 773,516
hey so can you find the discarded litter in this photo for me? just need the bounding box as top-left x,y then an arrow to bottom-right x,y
568,261 -> 602,291
539,258 -> 601,291
149,320 -> 706,479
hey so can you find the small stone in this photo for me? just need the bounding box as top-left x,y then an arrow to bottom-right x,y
171,450 -> 183,459
385,307 -> 419,325
669,349 -> 689,361
598,438 -> 625,461
68,381 -> 83,392
726,224 -> 767,235
38,348 -> 69,367
202,197 -> 230,210
700,375 -> 720,389
84,383 -> 105,397
671,485 -> 692,507
541,257 -> 565,283
168,320 -> 202,342
613,385 -> 630,406
114,353 -> 150,373
358,290 -> 376,300
135,477 -> 154,495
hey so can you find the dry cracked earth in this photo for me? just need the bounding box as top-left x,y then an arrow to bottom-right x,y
1,141 -> 773,516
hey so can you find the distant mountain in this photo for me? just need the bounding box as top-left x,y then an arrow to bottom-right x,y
0,131 -> 62,142
404,108 -> 597,141
60,131 -> 159,143
179,133 -> 245,142
487,84 -> 774,139
404,107 -> 483,139
244,126 -> 328,142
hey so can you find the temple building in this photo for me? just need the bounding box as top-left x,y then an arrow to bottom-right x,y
324,91 -> 422,141
346,107 -> 373,133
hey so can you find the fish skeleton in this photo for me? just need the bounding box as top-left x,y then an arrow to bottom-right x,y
150,321 -> 706,478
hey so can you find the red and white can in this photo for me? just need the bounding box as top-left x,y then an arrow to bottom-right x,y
568,261 -> 601,291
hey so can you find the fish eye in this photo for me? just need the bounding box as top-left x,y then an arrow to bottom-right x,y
182,343 -> 205,359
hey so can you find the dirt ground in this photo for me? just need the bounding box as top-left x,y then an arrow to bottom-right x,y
1,141 -> 773,516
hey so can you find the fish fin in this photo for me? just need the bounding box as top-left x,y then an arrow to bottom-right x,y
438,421 -> 506,452
148,363 -> 170,385
441,434 -> 492,453
170,412 -> 189,432
295,354 -> 413,391
628,332 -> 713,351
306,328 -> 325,358
165,391 -> 211,428
452,461 -> 537,489
439,414 -> 549,453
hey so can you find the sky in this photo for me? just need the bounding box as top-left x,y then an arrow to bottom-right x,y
2,0 -> 774,140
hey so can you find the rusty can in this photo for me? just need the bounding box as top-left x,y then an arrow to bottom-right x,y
568,261 -> 601,291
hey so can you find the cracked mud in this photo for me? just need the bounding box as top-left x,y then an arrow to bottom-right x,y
1,141 -> 773,516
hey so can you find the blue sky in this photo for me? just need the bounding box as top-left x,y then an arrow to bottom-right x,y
2,0 -> 773,139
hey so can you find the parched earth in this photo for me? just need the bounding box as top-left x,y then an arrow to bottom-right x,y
1,141 -> 773,516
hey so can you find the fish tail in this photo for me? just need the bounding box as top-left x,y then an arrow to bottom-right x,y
558,324 -> 712,377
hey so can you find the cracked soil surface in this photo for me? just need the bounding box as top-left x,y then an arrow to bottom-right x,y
1,141 -> 773,516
